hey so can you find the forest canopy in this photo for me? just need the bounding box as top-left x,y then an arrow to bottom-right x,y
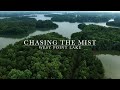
71,24 -> 120,51
0,32 -> 104,79
106,21 -> 120,27
36,20 -> 58,29
0,17 -> 58,37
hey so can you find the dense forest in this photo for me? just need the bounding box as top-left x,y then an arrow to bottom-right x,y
106,16 -> 120,27
71,24 -> 120,51
36,20 -> 58,29
0,32 -> 104,79
2,12 -> 120,79
45,14 -> 111,23
0,17 -> 37,36
0,17 -> 58,37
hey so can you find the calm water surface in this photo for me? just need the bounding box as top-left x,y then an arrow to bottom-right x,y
96,54 -> 120,79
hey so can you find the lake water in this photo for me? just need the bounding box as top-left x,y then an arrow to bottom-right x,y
85,22 -> 109,27
30,14 -> 52,20
0,14 -> 110,49
28,22 -> 81,39
96,54 -> 120,79
0,14 -> 81,49
0,14 -> 120,79
0,17 -> 9,19
0,14 -> 110,50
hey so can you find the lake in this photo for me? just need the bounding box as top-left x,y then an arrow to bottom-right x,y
97,54 -> 120,79
0,14 -> 81,49
0,14 -> 114,50
0,14 -> 120,79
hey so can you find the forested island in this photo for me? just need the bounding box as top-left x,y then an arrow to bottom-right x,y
71,24 -> 120,51
36,20 -> 58,29
0,17 -> 37,37
106,16 -> 120,27
106,21 -> 120,27
45,14 -> 111,23
0,17 -> 58,37
0,32 -> 104,79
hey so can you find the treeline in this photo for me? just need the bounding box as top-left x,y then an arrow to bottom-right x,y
0,17 -> 37,36
0,32 -> 104,79
0,12 -> 38,17
106,16 -> 120,27
71,24 -> 120,51
36,20 -> 58,29
0,17 -> 58,37
106,21 -> 120,27
45,14 -> 110,23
